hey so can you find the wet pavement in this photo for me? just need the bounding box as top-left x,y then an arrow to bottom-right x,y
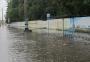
0,25 -> 90,62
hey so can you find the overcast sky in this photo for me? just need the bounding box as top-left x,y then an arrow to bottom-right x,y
76,17 -> 90,28
0,0 -> 7,20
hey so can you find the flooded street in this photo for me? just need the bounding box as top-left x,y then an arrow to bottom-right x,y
0,25 -> 9,62
0,25 -> 90,62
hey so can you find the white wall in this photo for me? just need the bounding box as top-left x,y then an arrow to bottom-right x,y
28,19 -> 70,30
10,17 -> 90,30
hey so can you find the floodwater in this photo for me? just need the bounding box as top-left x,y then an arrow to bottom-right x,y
0,25 -> 90,62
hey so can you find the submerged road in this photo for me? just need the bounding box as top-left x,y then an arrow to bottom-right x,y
0,25 -> 9,62
0,25 -> 90,62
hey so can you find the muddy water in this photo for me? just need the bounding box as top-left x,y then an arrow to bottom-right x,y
0,25 -> 90,62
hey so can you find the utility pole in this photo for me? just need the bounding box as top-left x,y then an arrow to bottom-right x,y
7,0 -> 11,24
2,8 -> 3,25
24,0 -> 32,32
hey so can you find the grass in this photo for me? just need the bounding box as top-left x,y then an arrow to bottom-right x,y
75,29 -> 90,33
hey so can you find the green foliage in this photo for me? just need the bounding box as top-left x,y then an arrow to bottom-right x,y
6,0 -> 90,22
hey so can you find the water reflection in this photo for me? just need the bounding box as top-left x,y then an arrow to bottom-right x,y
0,25 -> 9,62
8,27 -> 90,62
0,25 -> 90,62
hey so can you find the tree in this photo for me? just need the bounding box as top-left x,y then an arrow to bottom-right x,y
6,0 -> 90,22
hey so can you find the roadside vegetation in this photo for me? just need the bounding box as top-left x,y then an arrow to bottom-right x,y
6,0 -> 90,23
75,28 -> 90,33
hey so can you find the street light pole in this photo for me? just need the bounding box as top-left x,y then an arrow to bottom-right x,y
24,0 -> 32,32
